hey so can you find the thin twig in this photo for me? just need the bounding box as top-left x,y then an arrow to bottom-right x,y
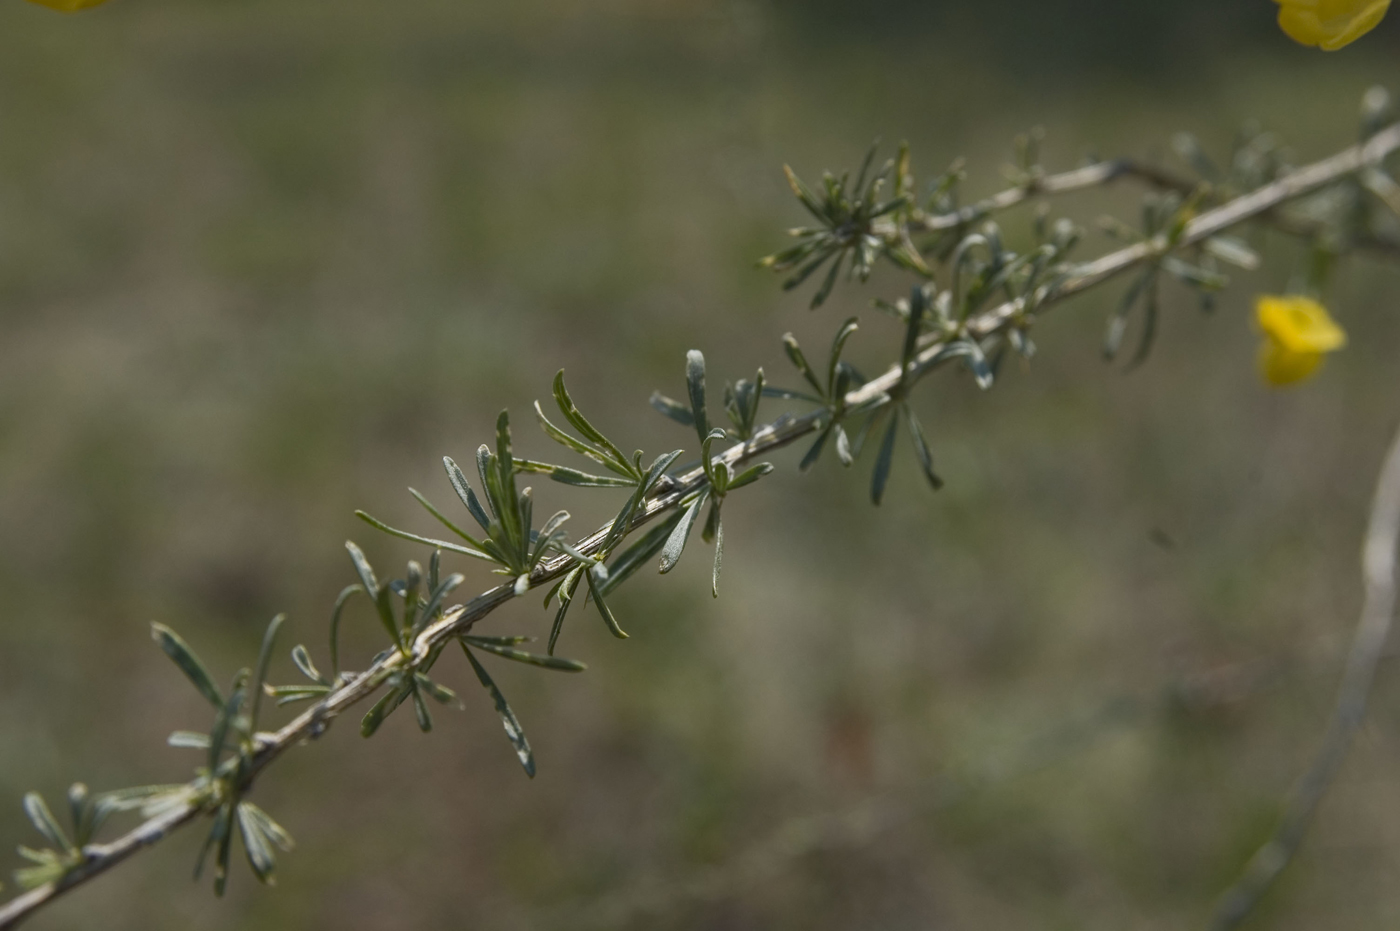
1207,421 -> 1400,930
3,121 -> 1399,930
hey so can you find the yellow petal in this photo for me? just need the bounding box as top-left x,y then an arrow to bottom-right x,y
1255,295 -> 1347,354
24,0 -> 110,11
1258,339 -> 1325,387
1275,0 -> 1391,49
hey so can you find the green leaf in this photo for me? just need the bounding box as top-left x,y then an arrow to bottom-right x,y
810,252 -> 844,309
799,424 -> 832,472
827,317 -> 859,396
902,406 -> 944,490
462,637 -> 587,671
462,645 -> 536,778
711,509 -> 724,598
1202,235 -> 1260,270
236,801 -> 293,886
67,783 -> 94,845
248,614 -> 284,730
835,424 -> 854,466
700,427 -> 728,490
947,340 -> 995,390
600,510 -> 684,595
345,543 -> 398,645
601,449 -> 684,553
548,566 -> 585,655
266,685 -> 330,706
685,350 -> 710,445
213,802 -> 236,896
415,572 -> 465,637
343,541 -> 380,597
1103,268 -> 1154,361
871,410 -> 899,505
586,567 -> 628,639
207,670 -> 247,776
193,802 -> 226,882
14,846 -> 65,890
290,645 -> 327,686
552,371 -> 634,472
782,333 -> 824,398
411,686 -> 433,733
659,491 -> 708,574
168,731 -> 212,749
415,673 -> 457,704
355,510 -> 494,562
22,793 -> 70,852
360,685 -> 408,738
150,624 -> 224,710
1128,272 -> 1160,369
727,461 -> 774,491
782,164 -> 827,221
762,385 -> 822,404
235,802 -> 277,884
328,583 -> 363,677
517,460 -> 635,488
443,457 -> 492,531
408,488 -> 491,550
649,391 -> 696,428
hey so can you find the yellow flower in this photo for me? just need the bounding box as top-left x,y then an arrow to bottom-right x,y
23,0 -> 110,10
1275,0 -> 1391,49
1255,295 -> 1347,387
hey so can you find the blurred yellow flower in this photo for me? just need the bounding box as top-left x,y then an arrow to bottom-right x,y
24,0 -> 110,10
1275,0 -> 1391,49
1255,295 -> 1347,386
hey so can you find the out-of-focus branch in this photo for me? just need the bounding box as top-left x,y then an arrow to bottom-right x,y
3,122 -> 1399,931
896,134 -> 1400,259
1208,421 -> 1400,931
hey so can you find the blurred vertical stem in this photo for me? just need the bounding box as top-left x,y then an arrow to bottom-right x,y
1208,421 -> 1400,930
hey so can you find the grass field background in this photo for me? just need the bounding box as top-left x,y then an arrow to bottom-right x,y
2,2 -> 1400,928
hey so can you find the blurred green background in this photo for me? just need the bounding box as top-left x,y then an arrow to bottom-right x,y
2,1 -> 1400,928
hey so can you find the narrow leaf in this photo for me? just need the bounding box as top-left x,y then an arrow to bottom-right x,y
443,456 -> 492,530
22,793 -> 70,852
241,802 -> 293,852
659,492 -> 708,574
711,510 -> 723,598
248,613 -> 284,730
871,410 -> 900,505
553,371 -> 631,469
328,583 -> 362,677
150,623 -> 224,709
355,511 -> 493,562
411,686 -> 433,733
649,391 -> 696,427
360,686 -> 408,738
586,568 -> 629,639
167,731 -> 212,750
462,637 -> 587,671
236,802 -> 277,884
902,406 -> 944,490
685,350 -> 710,444
462,645 -> 536,778
408,488 -> 490,550
290,645 -> 327,686
601,510 -> 684,595
548,567 -> 584,655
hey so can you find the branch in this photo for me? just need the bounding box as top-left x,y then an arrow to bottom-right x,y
3,121 -> 1399,930
1207,421 -> 1400,930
